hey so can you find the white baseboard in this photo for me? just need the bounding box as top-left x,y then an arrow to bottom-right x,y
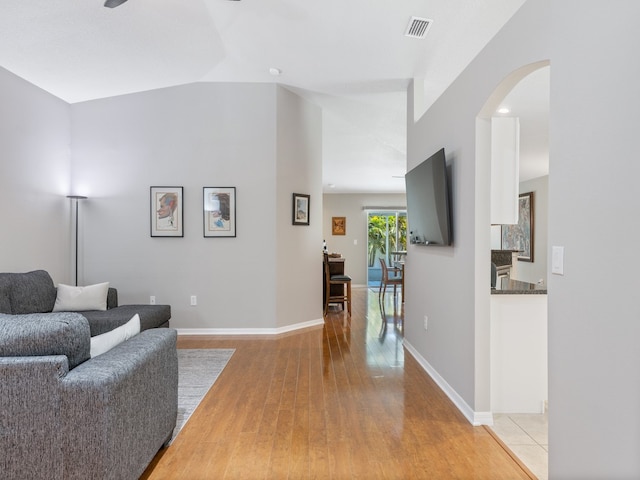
176,317 -> 325,336
403,340 -> 493,427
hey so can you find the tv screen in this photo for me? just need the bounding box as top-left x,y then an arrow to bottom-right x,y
405,148 -> 452,246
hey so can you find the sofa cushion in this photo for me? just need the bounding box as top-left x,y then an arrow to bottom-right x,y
8,270 -> 57,314
53,282 -> 110,312
90,313 -> 140,357
82,304 -> 171,336
0,312 -> 91,369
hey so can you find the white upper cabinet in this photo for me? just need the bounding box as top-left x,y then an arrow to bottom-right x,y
490,116 -> 520,225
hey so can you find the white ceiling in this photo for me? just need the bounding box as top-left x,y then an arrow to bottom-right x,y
499,66 -> 550,183
0,0 -> 540,193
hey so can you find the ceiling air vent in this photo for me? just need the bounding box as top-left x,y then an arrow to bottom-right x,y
404,16 -> 433,39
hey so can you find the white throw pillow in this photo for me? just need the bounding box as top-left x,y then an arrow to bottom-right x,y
53,282 -> 110,312
90,314 -> 141,358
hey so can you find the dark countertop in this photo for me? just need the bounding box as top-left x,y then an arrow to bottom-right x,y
491,249 -> 521,266
491,278 -> 547,295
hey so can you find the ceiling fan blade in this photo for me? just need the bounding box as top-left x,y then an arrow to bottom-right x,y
104,0 -> 128,8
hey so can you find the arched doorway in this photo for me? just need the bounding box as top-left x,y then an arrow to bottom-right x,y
475,60 -> 550,479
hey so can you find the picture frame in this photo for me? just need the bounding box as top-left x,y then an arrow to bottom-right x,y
332,216 -> 346,235
292,193 -> 310,226
150,186 -> 183,237
502,191 -> 534,262
203,187 -> 236,238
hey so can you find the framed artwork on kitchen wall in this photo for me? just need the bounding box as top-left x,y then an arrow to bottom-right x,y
502,191 -> 534,262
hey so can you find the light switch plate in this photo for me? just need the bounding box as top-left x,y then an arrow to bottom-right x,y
552,246 -> 564,275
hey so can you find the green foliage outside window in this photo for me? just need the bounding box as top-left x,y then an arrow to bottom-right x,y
367,214 -> 407,267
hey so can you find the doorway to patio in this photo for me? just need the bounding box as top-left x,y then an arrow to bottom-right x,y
367,210 -> 407,288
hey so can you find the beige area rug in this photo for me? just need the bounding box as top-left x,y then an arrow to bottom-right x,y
169,348 -> 235,444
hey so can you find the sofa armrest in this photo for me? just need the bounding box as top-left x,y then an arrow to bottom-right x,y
0,356 -> 69,479
59,329 -> 178,480
107,287 -> 118,309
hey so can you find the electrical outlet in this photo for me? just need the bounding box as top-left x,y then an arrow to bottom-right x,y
190,295 -> 197,306
150,296 -> 156,305
423,315 -> 428,330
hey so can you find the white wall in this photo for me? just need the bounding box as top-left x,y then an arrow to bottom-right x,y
515,175 -> 548,284
70,82 -> 322,331
0,67 -> 71,281
322,193 -> 406,285
549,3 -> 640,478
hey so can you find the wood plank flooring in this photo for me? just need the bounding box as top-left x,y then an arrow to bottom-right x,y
141,287 -> 534,479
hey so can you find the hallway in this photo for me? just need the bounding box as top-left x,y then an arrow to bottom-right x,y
143,287 -> 535,479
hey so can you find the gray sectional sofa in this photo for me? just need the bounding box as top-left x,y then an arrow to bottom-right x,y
0,270 -> 171,335
0,271 -> 178,480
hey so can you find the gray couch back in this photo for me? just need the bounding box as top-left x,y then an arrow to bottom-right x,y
0,270 -> 57,314
0,312 -> 91,369
0,270 -> 118,315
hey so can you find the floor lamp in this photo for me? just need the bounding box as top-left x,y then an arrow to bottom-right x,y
67,195 -> 87,286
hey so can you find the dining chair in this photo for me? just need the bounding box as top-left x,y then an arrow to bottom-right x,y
323,252 -> 352,316
379,258 -> 403,302
387,255 -> 403,278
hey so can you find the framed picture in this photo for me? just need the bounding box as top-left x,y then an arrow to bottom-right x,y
203,187 -> 236,237
502,191 -> 534,262
332,216 -> 346,235
150,186 -> 183,237
292,193 -> 310,225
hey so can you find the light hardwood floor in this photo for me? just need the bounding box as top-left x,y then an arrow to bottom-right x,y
142,287 -> 535,479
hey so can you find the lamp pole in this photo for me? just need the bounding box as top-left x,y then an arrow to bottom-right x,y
67,195 -> 87,286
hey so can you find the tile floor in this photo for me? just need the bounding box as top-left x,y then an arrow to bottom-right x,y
491,412 -> 548,480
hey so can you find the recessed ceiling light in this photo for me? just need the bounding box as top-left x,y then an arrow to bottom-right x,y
269,67 -> 282,76
497,107 -> 510,114
328,183 -> 336,189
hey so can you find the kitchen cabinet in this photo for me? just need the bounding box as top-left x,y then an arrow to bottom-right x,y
490,116 -> 520,225
490,293 -> 547,413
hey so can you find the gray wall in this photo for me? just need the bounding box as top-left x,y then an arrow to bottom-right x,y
549,3 -> 640,478
405,0 -> 551,414
276,87 -> 323,327
70,82 -> 322,331
322,193 -> 406,285
0,67 -> 71,281
406,0 -> 640,477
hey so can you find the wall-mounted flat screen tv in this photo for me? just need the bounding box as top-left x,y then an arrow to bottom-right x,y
405,147 -> 452,246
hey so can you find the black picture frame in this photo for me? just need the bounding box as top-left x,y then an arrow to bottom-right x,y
203,187 -> 236,238
501,191 -> 534,262
292,193 -> 310,226
150,186 -> 183,237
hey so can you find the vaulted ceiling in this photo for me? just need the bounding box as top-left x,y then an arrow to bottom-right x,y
1,0 -> 542,193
